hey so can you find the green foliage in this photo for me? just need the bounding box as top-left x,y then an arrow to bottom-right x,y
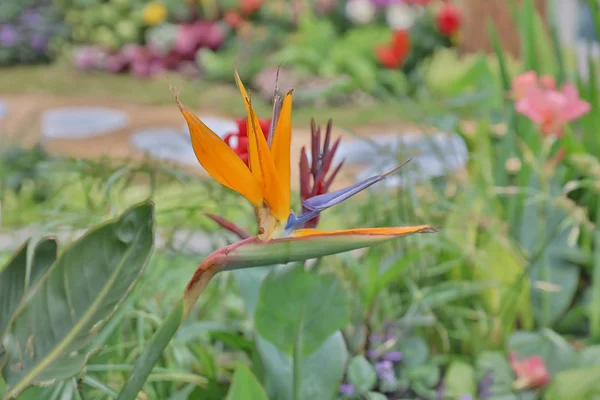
347,355 -> 377,393
226,362 -> 268,400
0,202 -> 154,399
255,263 -> 349,357
256,332 -> 347,400
444,361 -> 476,399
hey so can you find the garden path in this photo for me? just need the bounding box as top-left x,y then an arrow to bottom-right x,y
0,93 -> 427,189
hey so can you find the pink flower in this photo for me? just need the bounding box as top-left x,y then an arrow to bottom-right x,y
515,82 -> 590,136
511,71 -> 556,101
508,352 -> 551,390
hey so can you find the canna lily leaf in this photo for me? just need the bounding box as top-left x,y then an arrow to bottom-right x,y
2,202 -> 154,399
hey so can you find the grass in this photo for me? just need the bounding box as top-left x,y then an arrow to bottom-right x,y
0,61 -> 453,129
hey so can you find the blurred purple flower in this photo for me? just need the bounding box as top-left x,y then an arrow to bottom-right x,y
131,59 -> 152,78
150,59 -> 166,75
459,396 -> 473,400
369,334 -> 383,342
369,0 -> 397,6
382,351 -> 403,362
105,54 -> 128,73
121,44 -> 146,63
478,370 -> 493,399
73,46 -> 106,70
0,25 -> 18,47
339,383 -> 354,395
20,10 -> 42,27
29,34 -> 47,52
375,361 -> 395,382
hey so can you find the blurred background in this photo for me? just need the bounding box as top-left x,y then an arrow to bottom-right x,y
3,1 -> 600,400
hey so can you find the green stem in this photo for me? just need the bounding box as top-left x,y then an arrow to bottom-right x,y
116,299 -> 185,400
538,138 -> 552,328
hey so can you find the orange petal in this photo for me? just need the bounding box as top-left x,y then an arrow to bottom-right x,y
270,90 -> 293,215
234,71 -> 264,187
246,103 -> 289,221
175,95 -> 263,207
292,226 -> 437,238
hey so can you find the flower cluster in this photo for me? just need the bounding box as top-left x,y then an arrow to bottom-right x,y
512,71 -> 591,137
0,2 -> 66,66
357,0 -> 461,70
73,21 -> 225,78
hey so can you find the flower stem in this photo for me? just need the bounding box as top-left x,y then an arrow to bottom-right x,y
116,298 -> 185,400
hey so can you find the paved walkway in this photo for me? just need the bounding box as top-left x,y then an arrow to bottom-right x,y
0,93 -> 426,190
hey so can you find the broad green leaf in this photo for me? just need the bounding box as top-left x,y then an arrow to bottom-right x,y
256,331 -> 347,400
2,202 -> 154,399
397,336 -> 428,368
366,393 -> 387,400
545,367 -> 600,400
231,266 -> 272,318
347,356 -> 377,393
475,352 -> 515,399
0,238 -> 57,338
444,361 -> 476,399
519,180 -> 579,326
580,346 -> 600,367
254,264 -> 349,357
507,329 -> 577,376
226,362 -> 268,400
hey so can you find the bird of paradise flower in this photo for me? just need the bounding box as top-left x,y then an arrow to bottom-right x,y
117,72 -> 436,399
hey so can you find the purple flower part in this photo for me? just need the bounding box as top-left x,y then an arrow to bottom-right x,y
369,0 -> 397,6
73,46 -> 106,70
382,351 -> 403,362
105,54 -> 128,73
29,33 -> 47,52
339,383 -> 354,395
0,25 -> 18,46
287,162 -> 407,231
375,360 -> 395,382
459,396 -> 473,400
121,44 -> 145,63
369,333 -> 383,342
20,9 -> 42,27
367,349 -> 380,360
301,161 -> 407,213
478,370 -> 494,399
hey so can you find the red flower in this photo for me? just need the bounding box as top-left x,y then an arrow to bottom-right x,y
375,29 -> 411,69
223,118 -> 271,165
508,352 -> 551,390
436,3 -> 461,36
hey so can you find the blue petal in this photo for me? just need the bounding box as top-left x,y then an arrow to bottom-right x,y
303,161 -> 409,212
285,161 -> 409,232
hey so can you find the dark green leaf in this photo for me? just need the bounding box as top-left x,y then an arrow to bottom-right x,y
256,332 -> 347,400
2,202 -> 154,398
0,238 -> 57,338
475,352 -> 515,399
226,362 -> 268,400
347,356 -> 377,393
255,264 -> 349,357
397,336 -> 428,368
232,266 -> 271,318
